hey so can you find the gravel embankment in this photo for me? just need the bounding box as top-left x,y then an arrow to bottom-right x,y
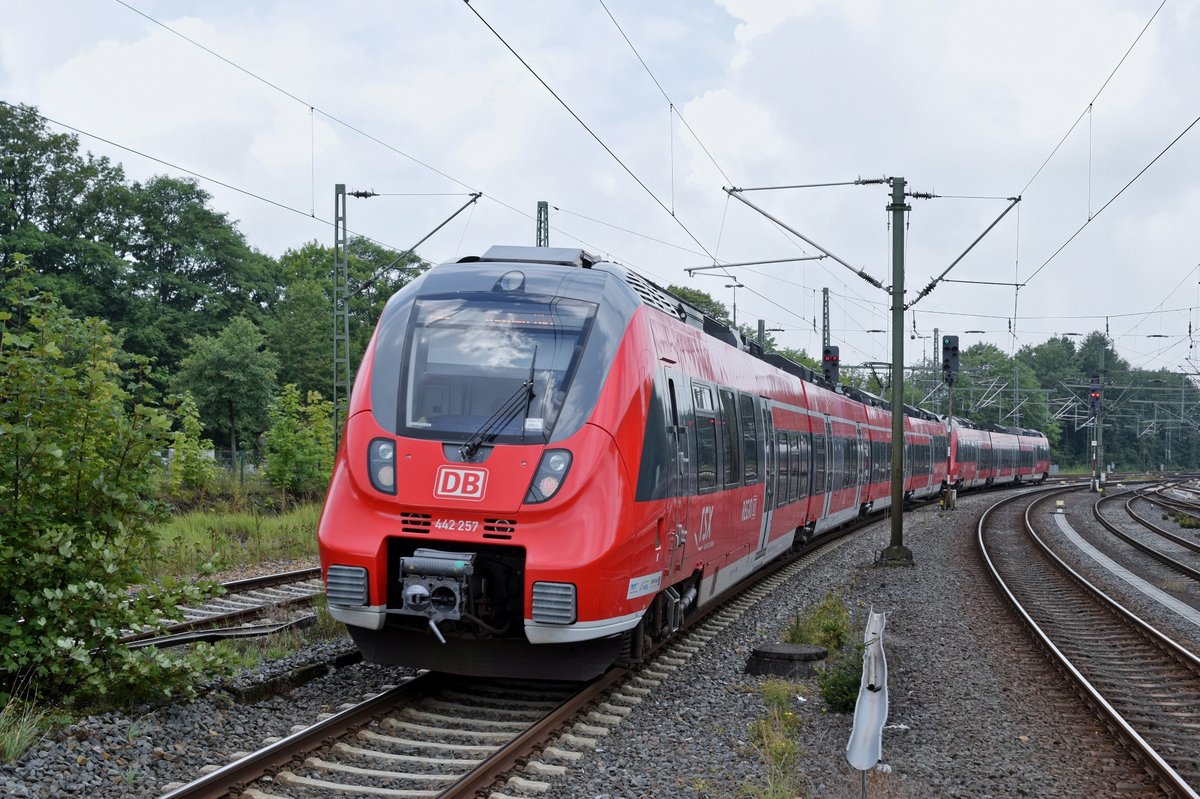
0,490 -> 1169,798
535,491 -> 1160,799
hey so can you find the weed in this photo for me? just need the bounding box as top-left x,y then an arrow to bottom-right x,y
310,596 -> 350,641
740,678 -> 805,799
784,590 -> 852,652
0,697 -> 48,764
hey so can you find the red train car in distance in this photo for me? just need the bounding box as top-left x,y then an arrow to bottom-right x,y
947,417 -> 1050,490
318,246 -> 1049,680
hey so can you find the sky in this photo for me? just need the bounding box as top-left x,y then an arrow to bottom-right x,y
3,0 -> 1200,376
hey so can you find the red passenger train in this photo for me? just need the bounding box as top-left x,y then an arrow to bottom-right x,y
317,246 -> 1049,680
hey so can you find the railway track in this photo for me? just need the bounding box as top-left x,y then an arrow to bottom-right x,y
159,527 -> 860,799
979,486 -> 1200,798
121,567 -> 324,647
1094,486 -> 1200,587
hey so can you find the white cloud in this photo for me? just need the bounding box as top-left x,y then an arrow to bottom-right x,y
3,0 -> 1199,370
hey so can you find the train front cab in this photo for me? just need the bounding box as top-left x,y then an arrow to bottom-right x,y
319,251 -> 680,680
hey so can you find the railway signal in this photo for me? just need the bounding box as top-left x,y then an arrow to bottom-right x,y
1089,376 -> 1102,415
822,345 -> 840,384
941,335 -> 959,385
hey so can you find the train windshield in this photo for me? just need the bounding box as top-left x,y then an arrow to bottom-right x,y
400,294 -> 597,443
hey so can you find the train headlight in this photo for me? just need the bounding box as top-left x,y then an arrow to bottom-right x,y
525,449 -> 572,504
368,438 -> 396,494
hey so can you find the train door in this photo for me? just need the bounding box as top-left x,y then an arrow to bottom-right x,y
755,399 -> 775,559
817,415 -> 833,519
853,423 -> 865,511
664,369 -> 690,577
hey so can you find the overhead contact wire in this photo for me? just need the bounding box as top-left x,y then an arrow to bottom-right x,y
464,0 -> 715,260
1019,0 -> 1166,196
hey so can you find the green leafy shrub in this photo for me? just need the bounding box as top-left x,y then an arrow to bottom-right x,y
0,263 -> 232,705
263,384 -> 333,498
817,652 -> 862,712
164,390 -> 218,502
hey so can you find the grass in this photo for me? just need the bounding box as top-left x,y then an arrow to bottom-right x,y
783,590 -> 852,652
0,696 -> 48,764
148,501 -> 321,577
743,677 -> 804,799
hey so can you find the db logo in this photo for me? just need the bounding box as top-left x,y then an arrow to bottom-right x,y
434,466 -> 488,500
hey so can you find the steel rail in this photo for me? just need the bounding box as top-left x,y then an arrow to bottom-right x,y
1090,490 -> 1200,582
158,674 -> 443,799
121,568 -> 323,646
978,486 -> 1200,798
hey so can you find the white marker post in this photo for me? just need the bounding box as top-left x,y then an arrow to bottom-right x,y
846,611 -> 889,791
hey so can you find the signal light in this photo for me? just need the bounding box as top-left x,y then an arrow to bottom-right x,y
822,345 -> 840,384
941,335 -> 959,385
1089,376 -> 1102,415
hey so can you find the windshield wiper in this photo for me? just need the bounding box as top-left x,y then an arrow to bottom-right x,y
520,347 -> 537,444
459,376 -> 536,461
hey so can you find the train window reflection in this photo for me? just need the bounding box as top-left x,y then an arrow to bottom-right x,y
401,295 -> 596,442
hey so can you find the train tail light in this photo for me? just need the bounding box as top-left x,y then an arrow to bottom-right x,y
525,449 -> 572,504
368,438 -> 396,494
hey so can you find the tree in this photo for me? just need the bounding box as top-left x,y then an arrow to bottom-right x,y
266,238 -> 426,394
265,278 -> 330,399
264,385 -> 334,497
173,316 -> 279,456
1,103 -> 281,381
0,261 -> 222,704
0,102 -> 136,323
123,175 -> 277,375
666,284 -> 729,322
166,391 -> 218,499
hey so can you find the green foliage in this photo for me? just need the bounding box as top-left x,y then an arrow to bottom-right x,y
781,592 -> 860,712
1,105 -> 278,378
745,678 -> 803,799
264,385 -> 334,498
264,278 -> 330,398
165,391 -> 218,499
0,263 -> 232,705
817,653 -> 862,712
1172,511 -> 1200,530
783,591 -> 851,652
173,316 -> 278,454
667,284 -> 730,322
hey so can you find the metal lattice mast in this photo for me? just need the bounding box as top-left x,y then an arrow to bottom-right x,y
536,201 -> 549,247
333,184 -> 351,452
822,287 -> 830,350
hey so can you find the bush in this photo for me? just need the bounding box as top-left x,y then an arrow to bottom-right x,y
263,384 -> 333,498
0,263 -> 231,706
817,651 -> 862,712
165,390 -> 218,499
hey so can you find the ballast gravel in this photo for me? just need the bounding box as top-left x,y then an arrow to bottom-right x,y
0,490 -> 1170,798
